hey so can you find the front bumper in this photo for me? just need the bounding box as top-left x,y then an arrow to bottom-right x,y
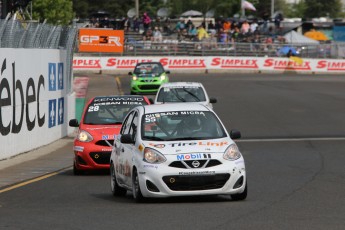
131,78 -> 168,94
137,159 -> 246,198
73,140 -> 113,171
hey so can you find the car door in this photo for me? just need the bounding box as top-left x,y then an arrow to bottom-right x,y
116,111 -> 135,185
119,110 -> 139,187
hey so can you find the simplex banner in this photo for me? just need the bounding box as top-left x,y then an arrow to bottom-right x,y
73,56 -> 345,73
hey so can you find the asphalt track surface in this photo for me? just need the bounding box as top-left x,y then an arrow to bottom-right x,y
1,72 -> 345,230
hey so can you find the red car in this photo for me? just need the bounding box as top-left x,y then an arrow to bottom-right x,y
69,95 -> 151,175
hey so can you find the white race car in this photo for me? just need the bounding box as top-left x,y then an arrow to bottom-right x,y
154,82 -> 217,109
110,103 -> 247,202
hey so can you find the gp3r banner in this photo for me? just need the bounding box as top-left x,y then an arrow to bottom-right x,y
78,29 -> 124,53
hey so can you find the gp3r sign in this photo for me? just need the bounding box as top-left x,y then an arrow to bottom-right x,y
78,29 -> 124,53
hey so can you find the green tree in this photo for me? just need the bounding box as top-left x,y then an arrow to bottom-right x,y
32,0 -> 74,25
304,0 -> 343,18
285,1 -> 306,18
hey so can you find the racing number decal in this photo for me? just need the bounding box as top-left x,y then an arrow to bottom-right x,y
145,117 -> 156,123
88,105 -> 99,112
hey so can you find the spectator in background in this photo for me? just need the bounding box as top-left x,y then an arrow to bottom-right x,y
175,18 -> 186,40
133,17 -> 140,32
215,20 -> 223,33
143,27 -> 153,41
186,18 -> 193,28
152,27 -> 163,42
218,28 -> 228,44
163,18 -> 172,35
241,20 -> 250,34
223,19 -> 231,32
153,17 -> 162,31
142,12 -> 151,32
208,20 -> 216,34
187,24 -> 197,40
122,17 -> 130,32
274,13 -> 283,31
250,20 -> 259,34
197,25 -> 209,41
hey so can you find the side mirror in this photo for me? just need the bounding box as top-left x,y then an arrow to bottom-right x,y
120,134 -> 135,144
128,72 -> 133,75
165,70 -> 170,74
209,97 -> 217,103
230,129 -> 241,139
148,98 -> 154,104
69,119 -> 79,127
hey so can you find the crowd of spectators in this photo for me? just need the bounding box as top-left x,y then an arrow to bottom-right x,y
86,12 -> 288,52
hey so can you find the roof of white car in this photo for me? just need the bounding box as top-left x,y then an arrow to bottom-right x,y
160,82 -> 203,88
143,103 -> 211,114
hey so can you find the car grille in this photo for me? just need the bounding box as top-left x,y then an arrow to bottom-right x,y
95,140 -> 114,147
162,174 -> 230,191
89,152 -> 111,164
169,160 -> 222,169
139,85 -> 160,90
140,78 -> 158,83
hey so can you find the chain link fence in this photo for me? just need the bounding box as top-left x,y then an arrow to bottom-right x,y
0,14 -> 77,92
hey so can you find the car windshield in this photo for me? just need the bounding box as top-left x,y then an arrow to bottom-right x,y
141,111 -> 226,141
84,103 -> 146,125
134,63 -> 164,76
156,86 -> 206,103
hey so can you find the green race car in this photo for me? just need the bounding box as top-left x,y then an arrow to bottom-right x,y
129,62 -> 170,95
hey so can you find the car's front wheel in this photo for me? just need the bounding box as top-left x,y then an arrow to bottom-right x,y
230,182 -> 247,201
132,168 -> 145,202
110,163 -> 126,196
73,162 -> 83,175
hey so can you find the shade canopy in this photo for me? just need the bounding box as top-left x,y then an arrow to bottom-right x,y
181,10 -> 203,17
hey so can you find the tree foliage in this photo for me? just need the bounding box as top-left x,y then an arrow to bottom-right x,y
304,0 -> 343,18
33,0 -> 343,24
32,0 -> 74,25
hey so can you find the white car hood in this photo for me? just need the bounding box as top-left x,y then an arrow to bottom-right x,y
143,137 -> 234,155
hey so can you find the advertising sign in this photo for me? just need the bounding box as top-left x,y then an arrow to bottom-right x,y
78,29 -> 124,53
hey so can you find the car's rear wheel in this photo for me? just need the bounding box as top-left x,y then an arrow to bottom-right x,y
73,162 -> 83,175
110,163 -> 127,196
230,182 -> 247,201
130,91 -> 136,95
132,168 -> 145,202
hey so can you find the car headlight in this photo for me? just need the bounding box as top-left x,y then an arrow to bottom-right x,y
77,130 -> 93,142
132,76 -> 138,81
160,75 -> 166,81
143,147 -> 166,164
223,144 -> 241,161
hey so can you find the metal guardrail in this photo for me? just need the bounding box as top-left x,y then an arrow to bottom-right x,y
74,39 -> 345,59
0,14 -> 77,92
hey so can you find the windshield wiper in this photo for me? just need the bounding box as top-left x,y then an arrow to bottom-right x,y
183,88 -> 200,101
172,89 -> 186,102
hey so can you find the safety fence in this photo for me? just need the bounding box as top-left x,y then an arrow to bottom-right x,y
75,39 -> 345,59
0,14 -> 77,92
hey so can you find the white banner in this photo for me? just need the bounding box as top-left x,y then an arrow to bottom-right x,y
73,56 -> 345,73
0,48 -> 73,160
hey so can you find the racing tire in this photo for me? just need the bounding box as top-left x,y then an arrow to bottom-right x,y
230,182 -> 247,201
110,163 -> 127,197
130,91 -> 136,95
73,162 -> 83,175
132,168 -> 145,202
